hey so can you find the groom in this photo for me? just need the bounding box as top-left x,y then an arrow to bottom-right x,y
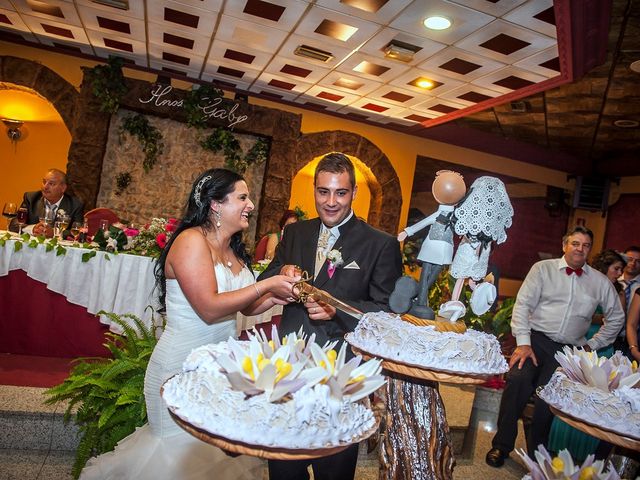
259,152 -> 402,480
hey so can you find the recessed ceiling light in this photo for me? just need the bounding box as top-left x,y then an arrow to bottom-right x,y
423,16 -> 451,30
415,78 -> 434,89
613,119 -> 639,128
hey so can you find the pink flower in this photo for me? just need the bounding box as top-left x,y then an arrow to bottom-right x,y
124,228 -> 140,237
328,264 -> 336,279
156,232 -> 167,249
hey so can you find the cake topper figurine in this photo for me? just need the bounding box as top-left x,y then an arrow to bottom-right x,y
438,176 -> 514,321
389,170 -> 466,320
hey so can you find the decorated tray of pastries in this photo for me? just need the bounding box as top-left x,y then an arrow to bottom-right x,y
162,327 -> 384,459
538,346 -> 640,450
345,312 -> 509,384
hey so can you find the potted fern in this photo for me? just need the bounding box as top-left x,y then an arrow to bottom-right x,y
44,312 -> 161,479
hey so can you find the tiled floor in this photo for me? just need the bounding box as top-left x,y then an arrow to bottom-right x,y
0,385 -> 528,479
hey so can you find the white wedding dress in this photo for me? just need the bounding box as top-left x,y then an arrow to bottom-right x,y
81,264 -> 263,480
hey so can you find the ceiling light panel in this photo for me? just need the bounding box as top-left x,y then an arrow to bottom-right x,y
314,0 -> 413,24
336,52 -> 411,82
148,59 -> 202,79
514,45 -> 560,77
455,19 -> 555,63
215,15 -> 290,54
389,67 -> 464,96
253,71 -> 315,95
503,0 -> 556,38
418,46 -> 506,82
202,59 -> 262,82
389,0 -> 493,44
358,28 -> 446,66
348,96 -> 408,117
317,71 -> 383,96
472,65 -> 548,94
222,0 -> 308,31
293,5 -> 380,49
446,0 -> 528,17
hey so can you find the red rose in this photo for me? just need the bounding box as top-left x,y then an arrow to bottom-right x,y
165,222 -> 176,232
156,232 -> 167,249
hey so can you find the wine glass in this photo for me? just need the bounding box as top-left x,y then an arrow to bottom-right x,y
2,202 -> 17,231
16,207 -> 28,235
57,214 -> 71,238
70,221 -> 82,241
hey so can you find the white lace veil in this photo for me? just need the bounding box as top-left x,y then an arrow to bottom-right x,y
453,176 -> 514,244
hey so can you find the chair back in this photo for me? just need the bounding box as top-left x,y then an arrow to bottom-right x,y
253,235 -> 270,261
84,208 -> 120,236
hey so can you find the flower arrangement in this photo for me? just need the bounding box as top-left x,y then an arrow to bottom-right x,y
555,346 -> 640,392
125,217 -> 178,258
326,249 -> 343,278
517,445 -> 622,480
216,325 -> 385,404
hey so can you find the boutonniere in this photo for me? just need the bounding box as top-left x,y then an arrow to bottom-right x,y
326,249 -> 343,278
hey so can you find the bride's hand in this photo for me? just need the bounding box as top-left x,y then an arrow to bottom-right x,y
260,274 -> 299,300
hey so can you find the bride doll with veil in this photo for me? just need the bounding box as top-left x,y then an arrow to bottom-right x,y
80,169 -> 299,480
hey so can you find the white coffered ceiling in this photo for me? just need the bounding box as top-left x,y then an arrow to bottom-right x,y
0,0 -> 562,129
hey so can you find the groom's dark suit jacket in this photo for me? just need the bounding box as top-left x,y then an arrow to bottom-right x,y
9,191 -> 84,232
259,215 -> 402,346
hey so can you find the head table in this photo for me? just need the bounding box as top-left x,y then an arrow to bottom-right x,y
0,232 -> 278,358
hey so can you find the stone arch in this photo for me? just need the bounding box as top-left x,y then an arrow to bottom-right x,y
294,131 -> 401,235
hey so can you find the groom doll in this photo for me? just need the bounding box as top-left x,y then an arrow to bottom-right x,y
259,152 -> 402,480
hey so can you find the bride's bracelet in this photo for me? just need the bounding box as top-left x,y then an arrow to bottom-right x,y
253,283 -> 262,299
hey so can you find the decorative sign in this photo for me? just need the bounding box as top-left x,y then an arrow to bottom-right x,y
139,85 -> 248,128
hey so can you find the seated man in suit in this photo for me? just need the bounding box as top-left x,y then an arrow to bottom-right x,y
10,168 -> 84,236
259,152 -> 402,480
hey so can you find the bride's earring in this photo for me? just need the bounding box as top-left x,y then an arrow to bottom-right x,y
215,208 -> 222,228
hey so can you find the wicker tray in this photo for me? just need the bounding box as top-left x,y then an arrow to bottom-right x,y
351,346 -> 489,385
550,407 -> 640,451
401,314 -> 467,333
163,381 -> 380,460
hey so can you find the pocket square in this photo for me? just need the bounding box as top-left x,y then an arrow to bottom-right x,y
344,261 -> 360,270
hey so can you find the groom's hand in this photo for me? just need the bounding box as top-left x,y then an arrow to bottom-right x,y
304,299 -> 335,321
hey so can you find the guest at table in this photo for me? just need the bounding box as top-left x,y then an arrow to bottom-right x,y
485,226 -> 625,468
10,168 -> 84,236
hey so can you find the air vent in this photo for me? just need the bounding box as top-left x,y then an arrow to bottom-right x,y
294,45 -> 334,63
383,40 -> 421,63
91,0 -> 129,10
572,176 -> 610,211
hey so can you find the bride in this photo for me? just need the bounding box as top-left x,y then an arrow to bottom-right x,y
81,168 -> 299,479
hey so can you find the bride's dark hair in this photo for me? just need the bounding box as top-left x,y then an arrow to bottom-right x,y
154,168 -> 253,308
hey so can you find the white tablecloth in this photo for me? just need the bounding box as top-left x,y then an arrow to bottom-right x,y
0,233 -> 159,334
0,232 -> 280,336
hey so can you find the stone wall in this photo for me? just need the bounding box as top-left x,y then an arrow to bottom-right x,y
96,109 -> 266,244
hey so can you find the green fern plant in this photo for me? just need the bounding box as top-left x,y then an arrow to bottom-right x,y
44,312 -> 161,479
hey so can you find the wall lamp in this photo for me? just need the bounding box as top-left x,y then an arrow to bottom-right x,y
2,118 -> 24,144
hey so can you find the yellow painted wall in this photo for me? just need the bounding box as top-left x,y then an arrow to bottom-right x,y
289,155 -> 371,221
0,87 -> 71,220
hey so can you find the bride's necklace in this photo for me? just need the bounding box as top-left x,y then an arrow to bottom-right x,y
206,231 -> 233,268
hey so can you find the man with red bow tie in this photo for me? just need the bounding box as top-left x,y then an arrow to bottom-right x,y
486,225 -> 624,468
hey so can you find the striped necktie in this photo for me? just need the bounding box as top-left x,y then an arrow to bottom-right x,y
315,229 -> 332,278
